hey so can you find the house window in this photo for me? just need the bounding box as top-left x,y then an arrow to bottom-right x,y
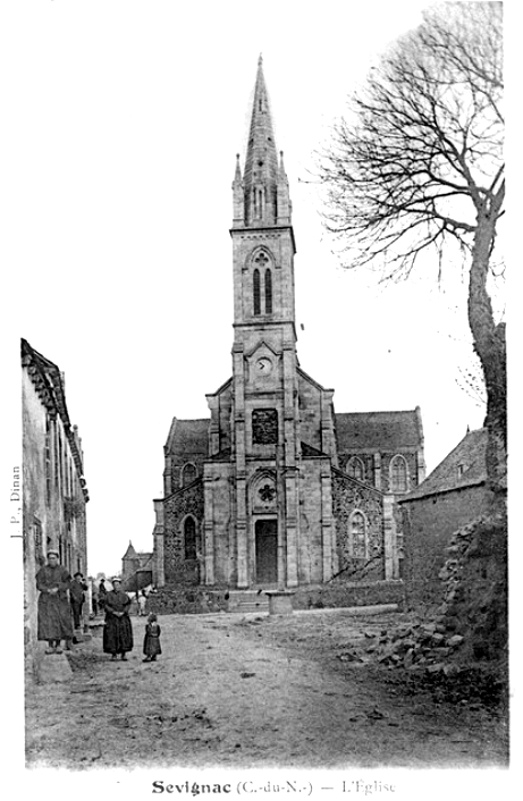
184,517 -> 197,561
390,455 -> 408,493
181,463 -> 197,488
265,268 -> 272,314
350,511 -> 367,559
347,456 -> 365,482
253,269 -> 261,315
33,517 -> 44,566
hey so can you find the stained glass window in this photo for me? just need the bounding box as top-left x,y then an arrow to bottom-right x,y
351,511 -> 367,559
390,455 -> 408,493
347,456 -> 365,482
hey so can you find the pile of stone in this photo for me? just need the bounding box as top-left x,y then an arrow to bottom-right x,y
369,621 -> 464,675
335,619 -> 465,676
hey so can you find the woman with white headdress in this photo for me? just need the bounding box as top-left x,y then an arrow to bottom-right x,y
36,550 -> 74,654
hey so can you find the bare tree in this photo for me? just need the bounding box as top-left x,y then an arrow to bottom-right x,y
318,2 -> 505,491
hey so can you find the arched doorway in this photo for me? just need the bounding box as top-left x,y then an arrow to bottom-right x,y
255,519 -> 278,584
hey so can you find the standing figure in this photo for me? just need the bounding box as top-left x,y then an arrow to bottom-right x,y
137,590 -> 147,616
70,572 -> 88,630
142,613 -> 162,662
36,551 -> 74,654
98,578 -> 107,613
91,582 -> 98,617
102,578 -> 133,661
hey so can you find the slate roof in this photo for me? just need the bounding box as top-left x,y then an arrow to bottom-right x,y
335,409 -> 423,453
166,418 -> 209,457
400,428 -> 487,502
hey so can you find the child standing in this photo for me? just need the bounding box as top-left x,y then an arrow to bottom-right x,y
142,613 -> 162,662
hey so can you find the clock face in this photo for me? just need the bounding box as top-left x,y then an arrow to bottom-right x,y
256,357 -> 273,374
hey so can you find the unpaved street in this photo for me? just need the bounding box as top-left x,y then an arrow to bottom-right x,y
26,609 -> 507,769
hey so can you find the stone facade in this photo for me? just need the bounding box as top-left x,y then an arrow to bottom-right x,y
22,338 -> 89,678
151,59 -> 425,592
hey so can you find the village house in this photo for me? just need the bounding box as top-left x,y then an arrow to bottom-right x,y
399,427 -> 491,607
22,338 -> 90,677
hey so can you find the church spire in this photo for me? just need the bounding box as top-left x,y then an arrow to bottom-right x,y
243,55 -> 280,227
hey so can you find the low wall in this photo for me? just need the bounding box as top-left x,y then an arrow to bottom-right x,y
147,587 -> 229,616
291,580 -> 405,611
148,581 -> 405,615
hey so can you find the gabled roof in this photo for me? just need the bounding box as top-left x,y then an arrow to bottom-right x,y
165,418 -> 209,457
400,428 -> 487,502
335,408 -> 423,453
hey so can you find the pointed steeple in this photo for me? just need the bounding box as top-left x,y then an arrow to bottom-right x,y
123,540 -> 137,559
243,55 -> 280,227
277,150 -> 291,224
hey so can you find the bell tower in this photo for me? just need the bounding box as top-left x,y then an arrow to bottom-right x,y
231,55 -> 296,348
227,56 -> 301,588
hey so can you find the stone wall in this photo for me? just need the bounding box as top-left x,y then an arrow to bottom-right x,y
436,510 -> 507,663
401,484 -> 491,609
291,580 -> 405,610
163,481 -> 204,585
147,587 -> 229,616
332,471 -> 385,580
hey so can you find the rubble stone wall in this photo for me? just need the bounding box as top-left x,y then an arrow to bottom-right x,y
147,587 -> 229,615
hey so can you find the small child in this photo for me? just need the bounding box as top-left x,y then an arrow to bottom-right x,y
142,612 -> 162,662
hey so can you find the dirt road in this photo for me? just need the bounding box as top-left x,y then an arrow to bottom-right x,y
25,609 -> 507,769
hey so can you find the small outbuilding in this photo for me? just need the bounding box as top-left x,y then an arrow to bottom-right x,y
399,428 -> 491,607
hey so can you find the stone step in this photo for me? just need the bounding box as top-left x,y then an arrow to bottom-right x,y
227,590 -> 269,613
232,603 -> 269,614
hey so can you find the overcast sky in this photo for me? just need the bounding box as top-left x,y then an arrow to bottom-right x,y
3,0 -> 504,578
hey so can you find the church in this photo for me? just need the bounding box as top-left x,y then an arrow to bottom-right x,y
150,59 -> 425,592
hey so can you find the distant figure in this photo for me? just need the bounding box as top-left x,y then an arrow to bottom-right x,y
138,590 -> 147,616
102,578 -> 133,661
70,572 -> 88,630
91,584 -> 98,617
36,551 -> 74,654
98,579 -> 107,612
142,613 -> 162,662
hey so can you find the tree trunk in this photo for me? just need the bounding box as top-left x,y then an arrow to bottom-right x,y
468,207 -> 506,494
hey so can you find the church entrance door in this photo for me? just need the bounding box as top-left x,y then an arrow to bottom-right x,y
255,519 -> 278,584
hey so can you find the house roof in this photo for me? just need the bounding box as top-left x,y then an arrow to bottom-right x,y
400,428 -> 487,502
335,408 -> 423,453
166,418 -> 209,457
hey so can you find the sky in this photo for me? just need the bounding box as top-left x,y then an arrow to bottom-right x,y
2,0 -> 502,578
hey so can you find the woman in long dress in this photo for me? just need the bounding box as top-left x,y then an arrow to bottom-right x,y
102,579 -> 133,661
36,551 -> 74,654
